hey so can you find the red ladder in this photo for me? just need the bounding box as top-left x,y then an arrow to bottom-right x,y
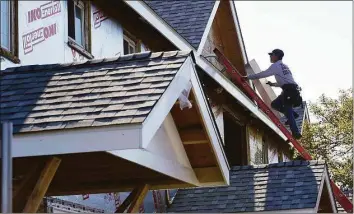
213,48 -> 353,213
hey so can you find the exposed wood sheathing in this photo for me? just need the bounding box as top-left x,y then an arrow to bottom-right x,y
201,1 -> 246,76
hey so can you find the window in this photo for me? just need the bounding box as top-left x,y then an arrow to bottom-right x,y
123,35 -> 136,55
67,0 -> 92,58
0,0 -> 19,63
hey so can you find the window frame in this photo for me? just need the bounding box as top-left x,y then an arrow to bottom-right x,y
67,0 -> 93,59
123,34 -> 137,55
123,30 -> 142,55
0,0 -> 19,63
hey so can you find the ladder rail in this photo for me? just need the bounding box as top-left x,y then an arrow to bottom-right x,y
213,48 -> 353,213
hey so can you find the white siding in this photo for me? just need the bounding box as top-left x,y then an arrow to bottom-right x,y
1,1 -> 124,69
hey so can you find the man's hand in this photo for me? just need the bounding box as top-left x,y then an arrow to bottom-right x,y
241,76 -> 248,81
266,81 -> 276,87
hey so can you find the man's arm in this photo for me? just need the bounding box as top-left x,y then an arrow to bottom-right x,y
247,64 -> 276,80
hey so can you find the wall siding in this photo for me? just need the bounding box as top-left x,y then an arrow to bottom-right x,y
1,1 -> 124,69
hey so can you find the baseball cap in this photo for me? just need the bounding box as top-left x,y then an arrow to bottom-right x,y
268,49 -> 284,58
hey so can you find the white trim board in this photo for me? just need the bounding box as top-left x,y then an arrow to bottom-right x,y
12,125 -> 141,158
190,66 -> 230,185
324,168 -> 338,213
142,56 -> 193,148
196,1 -> 220,55
314,170 -> 337,213
315,173 -> 326,212
108,148 -> 199,186
124,0 -> 194,51
254,208 -> 316,213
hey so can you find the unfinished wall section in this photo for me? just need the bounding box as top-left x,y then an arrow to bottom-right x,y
201,0 -> 246,76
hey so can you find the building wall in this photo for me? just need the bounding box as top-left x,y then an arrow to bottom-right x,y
0,1 -> 154,212
1,1 -> 129,69
247,124 -> 285,165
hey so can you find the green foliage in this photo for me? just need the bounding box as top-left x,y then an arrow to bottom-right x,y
299,88 -> 353,189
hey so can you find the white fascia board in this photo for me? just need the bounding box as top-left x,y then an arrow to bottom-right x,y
124,0 -> 194,51
229,1 -> 248,64
324,168 -> 338,213
190,66 -> 230,185
12,125 -> 141,158
141,56 -> 193,148
196,1 -> 220,55
196,57 -> 287,141
259,208 -> 316,213
301,104 -> 310,133
315,173 -> 326,212
108,149 -> 199,186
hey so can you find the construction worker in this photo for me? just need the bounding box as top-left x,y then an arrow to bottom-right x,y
243,49 -> 302,139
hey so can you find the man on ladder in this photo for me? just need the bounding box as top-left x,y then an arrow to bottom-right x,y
243,49 -> 303,139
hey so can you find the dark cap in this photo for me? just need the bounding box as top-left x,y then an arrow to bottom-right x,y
268,49 -> 284,59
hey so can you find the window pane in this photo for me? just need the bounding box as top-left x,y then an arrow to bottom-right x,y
74,5 -> 83,46
0,0 -> 11,50
129,45 -> 134,54
124,40 -> 129,54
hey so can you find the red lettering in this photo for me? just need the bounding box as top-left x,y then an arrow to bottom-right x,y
27,2 -> 61,23
44,27 -> 49,39
48,23 -> 56,36
30,9 -> 36,22
35,8 -> 41,20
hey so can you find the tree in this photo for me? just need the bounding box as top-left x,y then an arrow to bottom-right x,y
299,88 -> 353,189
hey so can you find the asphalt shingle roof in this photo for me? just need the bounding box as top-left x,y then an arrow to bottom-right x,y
144,0 -> 215,49
168,160 -> 326,213
0,51 -> 191,134
280,101 -> 307,132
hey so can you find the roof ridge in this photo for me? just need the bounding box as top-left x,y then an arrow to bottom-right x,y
231,160 -> 326,171
1,50 -> 192,75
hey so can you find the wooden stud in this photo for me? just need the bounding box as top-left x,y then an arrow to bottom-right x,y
180,128 -> 208,145
165,190 -> 171,207
23,157 -> 61,213
115,187 -> 140,213
127,184 -> 149,213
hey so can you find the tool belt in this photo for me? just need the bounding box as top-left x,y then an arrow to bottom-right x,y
281,84 -> 303,107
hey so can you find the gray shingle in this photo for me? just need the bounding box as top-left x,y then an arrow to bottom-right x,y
168,160 -> 326,213
144,1 -> 215,49
1,51 -> 190,134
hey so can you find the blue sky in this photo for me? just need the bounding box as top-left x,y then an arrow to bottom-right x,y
234,1 -> 352,103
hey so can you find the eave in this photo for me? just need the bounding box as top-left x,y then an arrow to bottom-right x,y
11,56 -> 229,198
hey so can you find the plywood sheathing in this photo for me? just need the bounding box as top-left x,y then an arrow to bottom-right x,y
201,0 -> 246,76
171,92 -> 218,169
